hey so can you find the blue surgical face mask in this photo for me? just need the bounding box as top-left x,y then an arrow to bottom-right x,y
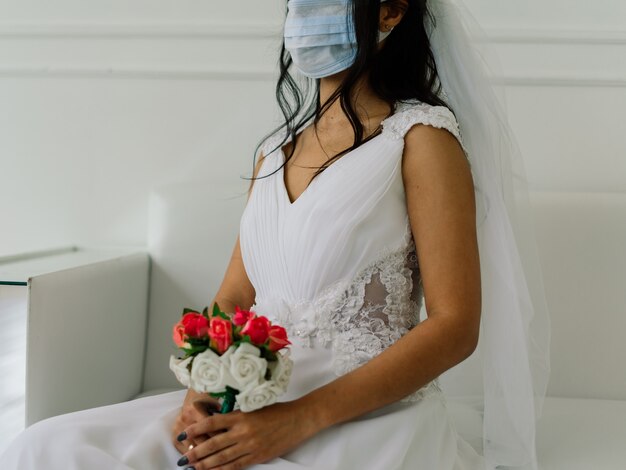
284,0 -> 391,79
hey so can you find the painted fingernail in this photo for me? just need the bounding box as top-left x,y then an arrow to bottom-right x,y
176,431 -> 187,442
185,467 -> 196,470
177,455 -> 189,466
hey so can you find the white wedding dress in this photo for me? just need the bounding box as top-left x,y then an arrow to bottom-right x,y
0,100 -> 487,469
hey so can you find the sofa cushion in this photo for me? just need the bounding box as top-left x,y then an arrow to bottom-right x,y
446,395 -> 626,469
536,396 -> 626,469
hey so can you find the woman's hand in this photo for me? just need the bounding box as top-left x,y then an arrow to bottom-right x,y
171,389 -> 222,455
175,399 -> 322,470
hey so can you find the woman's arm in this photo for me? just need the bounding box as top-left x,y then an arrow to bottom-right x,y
178,125 -> 482,470
183,151 -> 266,404
177,147 -> 264,409
172,153 -> 264,453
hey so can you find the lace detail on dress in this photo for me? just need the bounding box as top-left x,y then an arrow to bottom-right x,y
382,100 -> 471,163
251,215 -> 443,402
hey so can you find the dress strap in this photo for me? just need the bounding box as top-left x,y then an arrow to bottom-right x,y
259,128 -> 288,158
382,100 -> 470,159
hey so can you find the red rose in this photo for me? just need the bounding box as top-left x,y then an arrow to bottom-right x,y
208,317 -> 233,354
233,305 -> 255,326
268,325 -> 291,352
241,315 -> 271,346
181,312 -> 209,338
172,320 -> 188,348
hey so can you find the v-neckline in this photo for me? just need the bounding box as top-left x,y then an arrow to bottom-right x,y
276,99 -> 423,208
279,131 -> 387,208
278,113 -> 399,208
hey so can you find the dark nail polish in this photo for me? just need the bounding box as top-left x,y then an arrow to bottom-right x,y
185,467 -> 196,470
177,455 -> 189,466
176,431 -> 187,442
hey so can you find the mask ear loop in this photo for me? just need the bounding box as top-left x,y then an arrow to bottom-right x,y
378,26 -> 394,42
378,0 -> 395,42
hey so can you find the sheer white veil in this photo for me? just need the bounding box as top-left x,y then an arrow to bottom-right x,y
421,1 -> 552,469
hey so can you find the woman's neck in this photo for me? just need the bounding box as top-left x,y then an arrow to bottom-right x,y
317,71 -> 393,129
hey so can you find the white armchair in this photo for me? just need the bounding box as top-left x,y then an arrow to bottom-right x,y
0,179 -> 247,436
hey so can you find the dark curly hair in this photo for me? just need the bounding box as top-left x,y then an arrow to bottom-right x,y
245,0 -> 451,187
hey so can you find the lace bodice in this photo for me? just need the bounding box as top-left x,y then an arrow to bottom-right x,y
240,100 -> 466,403
250,214 -> 442,402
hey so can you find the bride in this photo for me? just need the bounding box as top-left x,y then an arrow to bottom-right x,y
0,0 -> 550,469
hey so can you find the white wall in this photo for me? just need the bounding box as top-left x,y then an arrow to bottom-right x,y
0,0 -> 286,256
0,0 -> 624,256
467,0 -> 626,194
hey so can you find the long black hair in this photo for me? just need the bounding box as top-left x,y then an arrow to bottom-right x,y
244,0 -> 451,188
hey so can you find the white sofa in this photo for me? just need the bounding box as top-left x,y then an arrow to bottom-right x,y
521,191 -> 626,469
24,180 -> 626,468
141,182 -> 626,469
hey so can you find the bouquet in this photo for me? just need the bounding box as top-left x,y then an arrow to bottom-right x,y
169,302 -> 293,413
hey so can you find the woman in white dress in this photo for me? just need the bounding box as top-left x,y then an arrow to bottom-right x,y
0,1 -> 550,469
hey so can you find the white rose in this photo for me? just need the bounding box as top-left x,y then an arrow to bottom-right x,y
190,348 -> 238,394
266,350 -> 293,394
227,342 -> 268,391
235,380 -> 280,412
169,355 -> 192,387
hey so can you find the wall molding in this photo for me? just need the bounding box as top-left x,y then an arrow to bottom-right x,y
0,21 -> 282,39
0,21 -> 625,44
0,65 -> 276,81
481,28 -> 626,45
0,22 -> 623,86
493,75 -> 626,88
0,65 -> 623,87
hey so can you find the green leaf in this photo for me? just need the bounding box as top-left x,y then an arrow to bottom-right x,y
260,348 -> 278,362
183,307 -> 198,315
225,385 -> 240,395
202,306 -> 209,318
187,337 -> 209,347
212,302 -> 221,318
180,344 -> 207,355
